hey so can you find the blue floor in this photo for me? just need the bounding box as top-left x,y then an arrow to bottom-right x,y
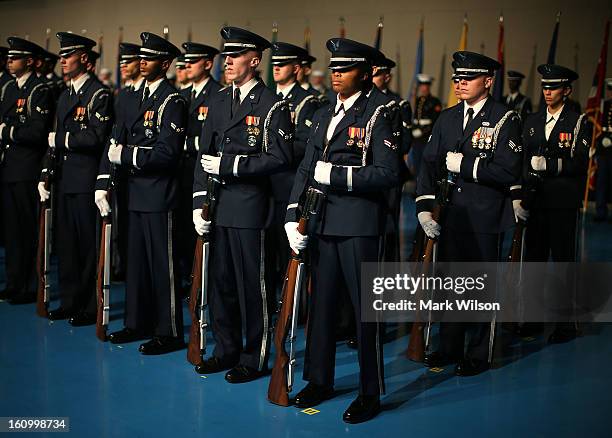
1,195 -> 611,437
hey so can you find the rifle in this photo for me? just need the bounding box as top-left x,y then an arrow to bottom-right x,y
407,142 -> 459,362
268,187 -> 325,406
95,154 -> 117,341
36,146 -> 57,318
187,176 -> 221,365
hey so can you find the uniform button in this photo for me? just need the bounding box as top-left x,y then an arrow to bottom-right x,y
63,156 -> 67,161
457,187 -> 462,193
132,133 -> 136,137
225,137 -> 231,144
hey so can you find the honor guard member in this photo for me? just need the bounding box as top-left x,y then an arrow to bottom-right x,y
192,27 -> 292,382
417,51 -> 522,376
177,41 -> 221,291
504,70 -> 532,121
0,38 -> 53,303
101,32 -> 187,354
0,47 -> 11,90
594,79 -> 612,221
516,65 -> 590,343
269,41 -> 322,293
106,42 -> 144,280
410,74 -> 442,176
284,38 -> 400,423
37,50 -> 66,102
86,50 -> 100,76
369,55 -> 409,263
175,55 -> 191,90
311,70 -> 329,96
297,53 -> 316,94
38,32 -> 112,322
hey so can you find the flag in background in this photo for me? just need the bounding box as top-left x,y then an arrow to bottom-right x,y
446,14 -> 468,108
492,13 -> 505,102
45,28 -> 51,51
546,12 -> 561,64
98,32 -> 104,68
304,24 -> 311,52
163,25 -> 169,41
395,44 -> 402,97
374,17 -> 384,50
211,22 -> 227,83
525,44 -> 537,103
584,19 -> 610,204
187,24 -> 192,43
266,22 -> 278,88
407,17 -> 424,104
539,12 -> 561,110
339,17 -> 346,38
437,45 -> 447,105
116,26 -> 123,88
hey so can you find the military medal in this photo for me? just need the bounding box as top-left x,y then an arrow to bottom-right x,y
16,98 -> 26,115
472,128 -> 481,148
245,115 -> 261,143
17,98 -> 27,123
559,132 -> 572,148
198,106 -> 208,121
74,106 -> 86,122
144,110 -> 155,128
348,127 -> 365,148
145,128 -> 153,138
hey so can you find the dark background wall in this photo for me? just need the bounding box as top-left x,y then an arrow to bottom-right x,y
1,0 -> 610,104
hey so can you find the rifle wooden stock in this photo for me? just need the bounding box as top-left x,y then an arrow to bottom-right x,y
187,235 -> 205,365
187,178 -> 219,365
35,203 -> 49,318
36,152 -> 55,318
406,198 -> 444,361
508,220 -> 526,263
267,186 -> 325,406
95,214 -> 110,341
268,221 -> 306,406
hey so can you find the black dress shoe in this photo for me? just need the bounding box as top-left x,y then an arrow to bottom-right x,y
9,292 -> 36,305
224,365 -> 268,384
194,356 -> 236,374
548,329 -> 577,344
139,336 -> 185,355
454,358 -> 490,377
0,289 -> 16,301
424,351 -> 458,368
294,383 -> 335,408
342,395 -> 381,424
108,328 -> 149,344
69,312 -> 96,327
346,337 -> 358,350
48,307 -> 73,320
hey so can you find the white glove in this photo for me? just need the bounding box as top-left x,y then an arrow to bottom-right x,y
284,221 -> 308,254
589,146 -> 596,159
38,181 -> 51,203
417,211 -> 441,239
201,154 -> 221,175
95,190 -> 111,217
193,209 -> 211,235
108,143 -> 123,164
446,152 -> 463,173
313,161 -> 332,186
48,132 -> 56,148
531,156 -> 546,171
512,199 -> 529,222
0,123 -> 6,140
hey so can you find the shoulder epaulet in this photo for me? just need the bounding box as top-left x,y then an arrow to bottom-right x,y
87,87 -> 111,118
157,92 -> 185,130
571,113 -> 587,157
362,103 -> 390,165
1,79 -> 14,101
26,83 -> 48,117
263,99 -> 289,152
294,94 -> 316,125
492,110 -> 518,153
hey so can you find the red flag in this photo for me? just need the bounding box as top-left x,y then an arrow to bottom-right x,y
339,17 -> 346,38
582,19 -> 609,210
